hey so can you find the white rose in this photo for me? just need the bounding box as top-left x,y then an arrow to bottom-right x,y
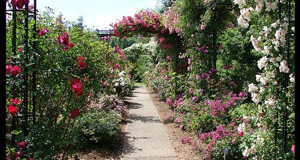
257,56 -> 268,70
266,71 -> 275,79
263,46 -> 270,55
255,3 -> 264,12
279,60 -> 290,73
243,146 -> 250,157
251,93 -> 260,104
256,74 -> 262,82
259,86 -> 265,93
248,83 -> 258,93
250,36 -> 261,51
237,122 -> 246,132
265,98 -> 275,107
260,76 -> 268,85
291,27 -> 295,32
237,16 -> 249,28
271,21 -> 278,28
290,74 -> 295,83
266,1 -> 278,11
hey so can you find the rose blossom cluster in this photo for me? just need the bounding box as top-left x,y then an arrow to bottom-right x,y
235,0 -> 295,157
7,141 -> 32,159
197,45 -> 208,54
206,92 -> 247,117
6,64 -> 21,77
77,56 -> 86,69
99,36 -> 110,42
57,33 -> 74,51
157,34 -> 173,50
7,99 -> 22,116
194,68 -> 217,82
72,78 -> 83,96
39,28 -> 48,36
115,46 -> 125,59
10,0 -> 29,9
197,125 -> 238,159
236,7 -> 254,28
70,108 -> 80,119
112,10 -> 162,38
163,6 -> 183,36
112,10 -> 179,51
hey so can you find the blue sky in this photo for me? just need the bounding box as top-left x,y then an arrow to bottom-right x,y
37,0 -> 161,30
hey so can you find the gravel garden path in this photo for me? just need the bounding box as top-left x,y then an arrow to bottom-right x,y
121,85 -> 178,160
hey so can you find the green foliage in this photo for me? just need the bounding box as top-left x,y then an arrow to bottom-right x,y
135,55 -> 152,82
73,111 -> 121,149
218,28 -> 259,92
24,121 -> 74,159
109,36 -> 150,49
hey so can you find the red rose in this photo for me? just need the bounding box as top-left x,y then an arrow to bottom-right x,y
78,60 -> 86,69
72,78 -> 81,84
57,36 -> 64,45
68,42 -> 74,48
39,28 -> 48,36
72,78 -> 83,96
77,57 -> 84,61
18,48 -> 22,52
11,99 -> 22,105
8,105 -> 18,116
15,151 -> 23,158
11,0 -> 29,9
62,45 -> 69,52
11,0 -> 19,8
6,64 -> 12,75
72,80 -> 82,92
57,33 -> 69,46
240,131 -> 244,137
11,65 -> 21,77
76,88 -> 83,95
224,64 -> 232,70
18,141 -> 27,148
70,108 -> 80,119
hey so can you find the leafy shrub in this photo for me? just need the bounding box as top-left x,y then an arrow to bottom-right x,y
73,111 -> 121,149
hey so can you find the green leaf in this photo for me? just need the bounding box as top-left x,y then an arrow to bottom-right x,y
11,130 -> 20,135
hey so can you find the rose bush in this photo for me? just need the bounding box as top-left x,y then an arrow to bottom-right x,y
5,6 -> 134,159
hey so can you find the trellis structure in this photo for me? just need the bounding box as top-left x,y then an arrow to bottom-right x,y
1,1 -> 8,159
209,0 -> 295,158
5,0 -> 38,140
273,0 -> 295,158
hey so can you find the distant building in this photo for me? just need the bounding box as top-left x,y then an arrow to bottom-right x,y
96,29 -> 114,41
96,29 -> 113,37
